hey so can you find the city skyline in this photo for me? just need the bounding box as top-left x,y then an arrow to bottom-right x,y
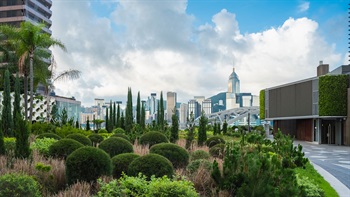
50,0 -> 348,106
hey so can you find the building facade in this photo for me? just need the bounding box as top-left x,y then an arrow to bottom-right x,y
263,62 -> 350,146
166,92 -> 177,123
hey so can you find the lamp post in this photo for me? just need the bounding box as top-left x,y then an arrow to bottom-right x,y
247,109 -> 251,132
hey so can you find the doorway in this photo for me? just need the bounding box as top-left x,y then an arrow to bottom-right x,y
320,120 -> 335,144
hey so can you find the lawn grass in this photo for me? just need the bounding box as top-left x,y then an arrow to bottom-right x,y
295,162 -> 339,197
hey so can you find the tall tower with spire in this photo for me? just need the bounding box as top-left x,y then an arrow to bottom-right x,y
226,67 -> 240,109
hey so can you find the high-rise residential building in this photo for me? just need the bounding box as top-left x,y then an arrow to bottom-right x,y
0,0 -> 52,35
188,99 -> 201,119
202,99 -> 212,115
179,103 -> 188,129
166,91 -> 177,123
194,96 -> 205,111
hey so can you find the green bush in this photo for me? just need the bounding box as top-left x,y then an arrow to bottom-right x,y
147,176 -> 199,197
112,128 -> 125,134
209,143 -> 225,158
48,139 -> 84,159
31,122 -> 56,135
55,125 -> 92,138
149,143 -> 189,168
98,129 -> 108,134
0,173 -> 41,197
36,133 -> 61,140
128,154 -> 174,179
139,131 -> 168,147
66,146 -> 112,185
88,134 -> 104,146
206,136 -> 225,148
186,159 -> 212,174
99,137 -> 133,157
296,174 -> 324,197
4,137 -> 16,154
30,138 -> 58,157
190,150 -> 210,161
111,153 -> 140,178
66,133 -> 92,146
111,133 -> 130,141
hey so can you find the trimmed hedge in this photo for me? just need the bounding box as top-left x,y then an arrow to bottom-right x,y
209,143 -> 226,158
112,128 -> 125,134
139,131 -> 168,147
186,159 -> 212,174
36,133 -> 61,140
319,75 -> 349,116
149,143 -> 189,168
66,147 -> 112,185
206,136 -> 225,148
128,154 -> 174,179
0,173 -> 41,197
66,133 -> 92,146
88,134 -> 104,146
260,89 -> 265,119
111,153 -> 140,178
190,150 -> 210,161
49,139 -> 84,159
98,137 -> 133,157
111,133 -> 130,141
98,129 -> 108,134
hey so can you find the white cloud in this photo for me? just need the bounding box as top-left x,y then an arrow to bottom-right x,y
298,2 -> 310,12
51,1 -> 342,107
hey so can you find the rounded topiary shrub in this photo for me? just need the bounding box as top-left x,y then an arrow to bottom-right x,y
66,146 -> 112,185
149,143 -> 189,168
98,129 -> 108,134
66,133 -> 92,146
88,134 -> 104,146
190,150 -> 210,161
111,133 -> 130,142
112,128 -> 125,134
206,136 -> 225,148
49,139 -> 84,159
0,173 -> 41,197
139,131 -> 168,147
99,137 -> 133,157
37,133 -> 61,140
209,143 -> 226,158
111,153 -> 140,178
128,153 -> 174,179
186,159 -> 212,174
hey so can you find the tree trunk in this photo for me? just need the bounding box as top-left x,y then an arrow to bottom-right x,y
24,75 -> 28,120
29,52 -> 34,122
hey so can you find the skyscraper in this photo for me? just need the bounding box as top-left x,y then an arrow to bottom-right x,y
0,0 -> 52,35
226,67 -> 241,109
166,92 -> 177,123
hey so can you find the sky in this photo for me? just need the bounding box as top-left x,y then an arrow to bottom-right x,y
50,0 -> 348,107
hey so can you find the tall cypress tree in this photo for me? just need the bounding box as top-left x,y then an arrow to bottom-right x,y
120,111 -> 125,130
86,117 -> 90,131
0,123 -> 4,155
198,111 -> 208,146
15,113 -> 30,158
113,101 -> 116,128
2,69 -> 13,136
140,101 -> 145,130
13,73 -> 21,132
109,100 -> 113,131
125,87 -> 133,133
159,91 -> 164,131
106,108 -> 109,131
117,103 -> 121,128
223,120 -> 228,135
170,107 -> 179,143
136,91 -> 141,124
157,101 -> 160,125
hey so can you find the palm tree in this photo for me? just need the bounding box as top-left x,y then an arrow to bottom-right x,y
45,56 -> 80,122
0,22 -> 66,121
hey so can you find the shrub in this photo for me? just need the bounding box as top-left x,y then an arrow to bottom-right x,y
128,154 -> 174,179
206,136 -> 225,148
112,128 -> 125,134
66,146 -> 112,185
97,179 -> 122,197
66,133 -> 92,146
55,125 -> 92,138
111,133 -> 130,141
209,143 -> 225,158
98,129 -> 108,134
99,137 -> 133,157
186,159 -> 212,174
139,131 -> 168,147
147,176 -> 199,196
296,174 -> 324,197
37,133 -> 61,140
30,138 -> 58,157
49,139 -> 84,159
111,153 -> 140,178
88,134 -> 104,146
0,173 -> 41,197
149,143 -> 189,168
190,150 -> 210,161
31,122 -> 56,135
4,137 -> 16,154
